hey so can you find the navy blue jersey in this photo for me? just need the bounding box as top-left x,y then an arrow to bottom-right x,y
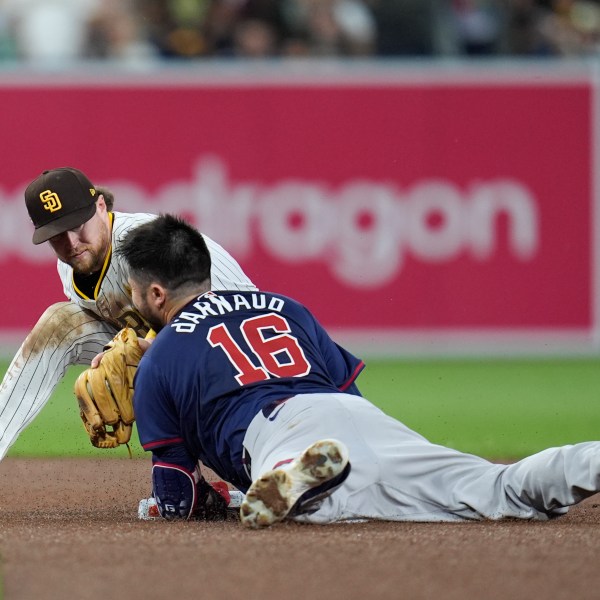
134,290 -> 364,489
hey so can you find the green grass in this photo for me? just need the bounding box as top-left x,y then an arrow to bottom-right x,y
358,358 -> 600,458
3,357 -> 600,460
5,364 -> 146,459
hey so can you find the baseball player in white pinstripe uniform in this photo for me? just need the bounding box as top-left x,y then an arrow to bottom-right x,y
0,166 -> 257,460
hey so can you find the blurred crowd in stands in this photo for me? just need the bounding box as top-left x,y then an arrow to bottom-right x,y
0,0 -> 599,65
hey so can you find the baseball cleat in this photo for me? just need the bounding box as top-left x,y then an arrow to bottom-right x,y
240,439 -> 350,529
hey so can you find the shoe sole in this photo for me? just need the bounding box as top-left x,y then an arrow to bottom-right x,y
240,439 -> 349,529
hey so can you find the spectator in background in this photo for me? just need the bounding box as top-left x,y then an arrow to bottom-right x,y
370,0 -> 442,56
3,0 -> 600,62
0,2 -> 16,60
139,0 -> 212,58
504,0 -> 549,55
450,0 -> 507,55
4,0 -> 99,64
278,0 -> 376,57
536,0 -> 600,55
85,0 -> 157,64
232,18 -> 278,57
140,0 -> 378,59
207,0 -> 286,57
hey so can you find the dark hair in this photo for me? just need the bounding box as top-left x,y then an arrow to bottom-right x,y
118,214 -> 211,290
95,186 -> 114,211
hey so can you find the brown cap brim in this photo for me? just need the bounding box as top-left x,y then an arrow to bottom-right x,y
32,203 -> 97,245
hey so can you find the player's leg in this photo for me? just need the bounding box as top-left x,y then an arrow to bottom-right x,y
338,395 -> 600,521
297,394 -> 600,522
241,394 -> 360,526
243,393 -> 600,523
243,392 -> 485,523
494,442 -> 600,517
0,302 -> 117,459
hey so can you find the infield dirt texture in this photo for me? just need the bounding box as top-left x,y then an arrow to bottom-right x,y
1,457 -> 599,600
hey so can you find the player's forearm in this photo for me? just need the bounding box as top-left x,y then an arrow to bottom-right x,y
152,443 -> 197,470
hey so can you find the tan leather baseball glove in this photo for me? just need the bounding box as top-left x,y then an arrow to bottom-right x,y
74,327 -> 144,450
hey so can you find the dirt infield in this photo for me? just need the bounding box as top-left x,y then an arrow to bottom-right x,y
1,457 -> 599,600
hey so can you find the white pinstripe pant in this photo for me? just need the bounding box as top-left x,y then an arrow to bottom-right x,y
0,302 -> 118,459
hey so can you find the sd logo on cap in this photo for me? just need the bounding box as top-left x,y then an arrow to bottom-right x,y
25,167 -> 97,245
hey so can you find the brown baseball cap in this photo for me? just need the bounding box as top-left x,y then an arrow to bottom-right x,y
25,167 -> 98,245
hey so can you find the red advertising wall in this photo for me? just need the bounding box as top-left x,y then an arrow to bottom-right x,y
0,68 -> 594,354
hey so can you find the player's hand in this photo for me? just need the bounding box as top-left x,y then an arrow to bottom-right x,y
91,336 -> 152,368
193,479 -> 232,521
74,327 -> 144,449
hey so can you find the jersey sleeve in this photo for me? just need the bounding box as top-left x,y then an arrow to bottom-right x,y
307,308 -> 365,395
202,234 -> 258,291
57,260 -> 73,301
133,356 -> 183,451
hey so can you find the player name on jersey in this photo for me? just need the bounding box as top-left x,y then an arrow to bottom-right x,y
172,292 -> 285,333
